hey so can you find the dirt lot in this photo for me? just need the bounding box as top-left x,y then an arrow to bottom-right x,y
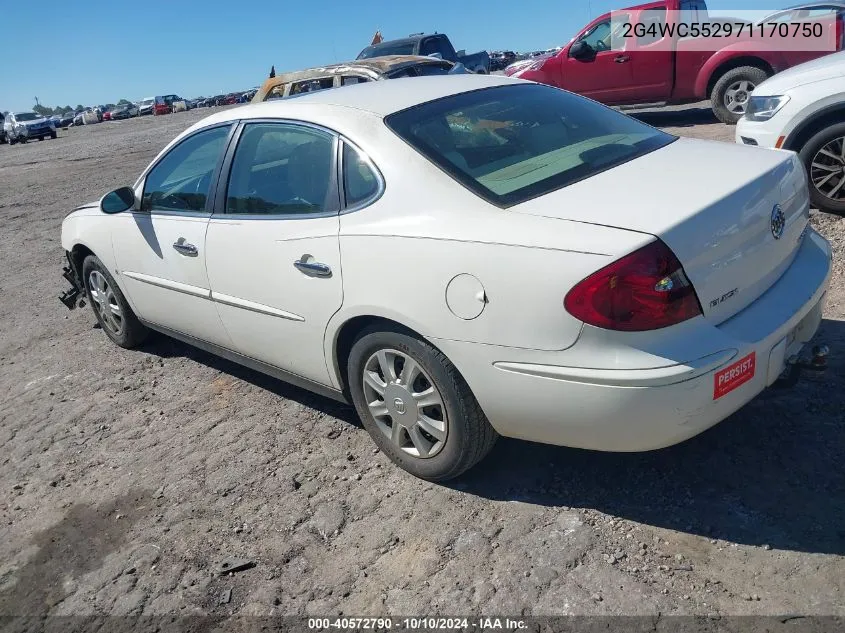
0,104 -> 843,622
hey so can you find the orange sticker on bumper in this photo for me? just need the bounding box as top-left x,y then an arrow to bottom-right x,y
714,352 -> 756,400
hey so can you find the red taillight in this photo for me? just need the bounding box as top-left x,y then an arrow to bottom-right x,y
564,239 -> 702,332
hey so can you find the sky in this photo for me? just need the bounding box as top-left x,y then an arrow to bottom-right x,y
0,0 -> 800,113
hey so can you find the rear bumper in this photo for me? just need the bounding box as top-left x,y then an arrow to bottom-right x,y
434,229 -> 832,451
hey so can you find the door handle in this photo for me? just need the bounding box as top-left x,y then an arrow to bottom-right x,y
294,256 -> 332,278
172,238 -> 198,256
614,54 -> 630,63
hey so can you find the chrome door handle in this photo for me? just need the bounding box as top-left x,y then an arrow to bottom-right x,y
294,257 -> 332,278
172,239 -> 198,256
614,54 -> 630,63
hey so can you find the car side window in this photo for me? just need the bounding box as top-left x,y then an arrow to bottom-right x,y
579,21 -> 612,52
225,123 -> 336,216
142,125 -> 230,213
342,75 -> 370,86
342,143 -> 380,207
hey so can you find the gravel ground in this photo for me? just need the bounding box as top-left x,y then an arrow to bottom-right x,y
0,104 -> 843,621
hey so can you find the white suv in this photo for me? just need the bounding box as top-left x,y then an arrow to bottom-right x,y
736,51 -> 845,217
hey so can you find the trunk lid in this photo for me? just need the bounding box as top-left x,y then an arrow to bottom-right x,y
513,138 -> 809,324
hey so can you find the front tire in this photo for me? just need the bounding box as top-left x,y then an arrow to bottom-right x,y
710,66 -> 768,125
50,131 -> 57,139
799,122 -> 845,218
347,325 -> 497,481
82,255 -> 149,349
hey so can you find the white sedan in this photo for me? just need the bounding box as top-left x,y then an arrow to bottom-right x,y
60,75 -> 832,480
736,50 -> 845,217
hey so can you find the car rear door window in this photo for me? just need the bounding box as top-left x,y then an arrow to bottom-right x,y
224,123 -> 336,215
142,125 -> 230,213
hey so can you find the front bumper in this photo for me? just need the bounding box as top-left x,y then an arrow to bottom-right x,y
735,117 -> 785,149
434,229 -> 832,451
20,126 -> 53,138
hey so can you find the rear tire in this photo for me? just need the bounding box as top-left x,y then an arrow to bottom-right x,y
82,255 -> 149,349
710,66 -> 768,125
347,325 -> 497,481
799,122 -> 845,218
50,131 -> 57,139
8,136 -> 16,146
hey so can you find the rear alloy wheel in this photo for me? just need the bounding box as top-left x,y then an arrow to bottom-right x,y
348,325 -> 497,481
711,66 -> 768,125
799,122 -> 845,217
82,255 -> 148,349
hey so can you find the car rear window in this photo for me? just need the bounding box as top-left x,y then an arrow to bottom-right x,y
358,43 -> 416,58
385,83 -> 675,207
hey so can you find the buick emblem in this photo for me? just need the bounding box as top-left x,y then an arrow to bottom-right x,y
770,204 -> 785,240
393,398 -> 406,414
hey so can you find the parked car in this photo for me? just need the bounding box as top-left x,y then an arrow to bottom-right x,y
102,110 -> 113,121
153,95 -> 182,115
358,33 -> 490,74
736,50 -> 845,216
489,50 -> 517,71
138,98 -> 155,116
0,112 -> 6,143
56,111 -> 75,127
252,56 -> 468,102
3,111 -> 57,144
59,75 -> 831,480
110,104 -> 139,120
513,0 -> 845,123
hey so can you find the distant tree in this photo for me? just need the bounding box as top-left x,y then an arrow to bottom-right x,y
117,98 -> 130,105
33,104 -> 52,117
75,104 -> 84,111
63,105 -> 73,113
269,65 -> 276,78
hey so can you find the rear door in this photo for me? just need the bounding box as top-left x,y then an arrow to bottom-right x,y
627,5 -> 675,101
204,121 -> 344,385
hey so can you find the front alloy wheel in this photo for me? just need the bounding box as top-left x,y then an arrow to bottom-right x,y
724,80 -> 755,115
810,136 -> 845,203
88,270 -> 124,337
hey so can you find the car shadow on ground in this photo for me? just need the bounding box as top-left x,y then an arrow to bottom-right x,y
139,319 -> 844,556
456,318 -> 845,556
139,334 -> 360,426
628,106 -> 720,128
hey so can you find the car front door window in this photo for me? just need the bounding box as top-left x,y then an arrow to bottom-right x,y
142,125 -> 230,213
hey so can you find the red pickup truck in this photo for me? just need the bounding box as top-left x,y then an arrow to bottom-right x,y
513,0 -> 843,123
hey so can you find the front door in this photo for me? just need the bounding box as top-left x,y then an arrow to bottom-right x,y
205,121 -> 344,386
113,124 -> 232,347
560,13 -> 637,103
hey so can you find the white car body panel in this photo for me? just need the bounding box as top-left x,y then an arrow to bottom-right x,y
736,51 -> 845,148
61,75 -> 832,452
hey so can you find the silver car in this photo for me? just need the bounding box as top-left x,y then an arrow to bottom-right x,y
3,111 -> 57,144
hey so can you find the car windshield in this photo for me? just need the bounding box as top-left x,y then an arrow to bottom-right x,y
386,84 -> 675,207
358,42 -> 416,59
15,112 -> 39,121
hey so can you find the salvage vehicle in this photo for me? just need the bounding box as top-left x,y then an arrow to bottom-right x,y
358,33 -> 490,74
490,51 -> 518,71
737,50 -> 845,216
138,98 -> 155,116
110,103 -> 140,120
59,75 -> 831,481
3,111 -> 57,144
0,112 -> 6,143
252,56 -> 468,102
513,0 -> 845,123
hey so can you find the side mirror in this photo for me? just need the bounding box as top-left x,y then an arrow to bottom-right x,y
569,40 -> 593,60
100,186 -> 135,214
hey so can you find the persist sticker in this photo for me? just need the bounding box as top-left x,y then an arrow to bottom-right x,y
714,352 -> 756,400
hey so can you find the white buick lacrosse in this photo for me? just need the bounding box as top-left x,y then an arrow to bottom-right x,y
60,75 -> 832,480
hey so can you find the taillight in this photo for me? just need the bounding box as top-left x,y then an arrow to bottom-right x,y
564,239 -> 702,332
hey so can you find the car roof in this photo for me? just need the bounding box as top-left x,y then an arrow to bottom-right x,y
253,55 -> 453,101
197,74 -> 519,128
